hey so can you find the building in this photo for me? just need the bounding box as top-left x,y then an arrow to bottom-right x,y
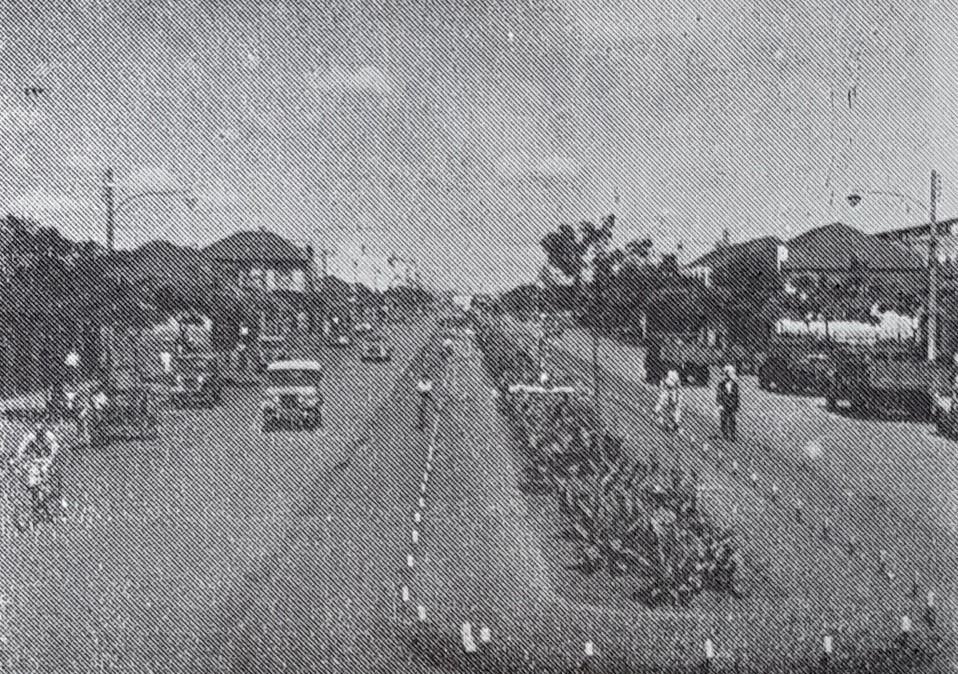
781,222 -> 925,296
683,235 -> 782,289
872,216 -> 958,266
204,229 -> 320,338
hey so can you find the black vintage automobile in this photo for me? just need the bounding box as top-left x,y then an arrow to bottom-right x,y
644,335 -> 750,386
169,353 -> 224,408
89,369 -> 160,446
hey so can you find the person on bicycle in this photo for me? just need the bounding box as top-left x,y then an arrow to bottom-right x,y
654,369 -> 683,433
15,422 -> 60,521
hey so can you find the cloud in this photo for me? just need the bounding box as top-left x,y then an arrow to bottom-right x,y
495,152 -> 579,180
306,66 -> 392,95
6,153 -> 29,169
0,103 -> 47,133
195,177 -> 241,207
534,154 -> 579,178
495,151 -> 534,179
7,187 -> 95,219
64,140 -> 106,171
120,166 -> 181,192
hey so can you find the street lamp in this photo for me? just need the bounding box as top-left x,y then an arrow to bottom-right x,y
847,170 -> 942,361
102,167 -> 198,251
100,167 -> 198,379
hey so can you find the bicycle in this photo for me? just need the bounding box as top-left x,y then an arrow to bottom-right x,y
10,457 -> 62,532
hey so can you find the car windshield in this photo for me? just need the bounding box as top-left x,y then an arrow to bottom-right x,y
266,370 -> 320,387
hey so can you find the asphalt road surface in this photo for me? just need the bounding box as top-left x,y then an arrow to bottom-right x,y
0,320 -> 434,673
505,318 -> 958,625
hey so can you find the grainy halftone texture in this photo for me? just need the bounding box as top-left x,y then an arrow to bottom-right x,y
0,0 -> 955,672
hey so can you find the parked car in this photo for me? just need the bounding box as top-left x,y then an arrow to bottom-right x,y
261,360 -> 323,432
169,353 -> 224,408
758,351 -> 834,395
361,334 -> 393,362
354,322 -> 373,334
89,368 -> 160,446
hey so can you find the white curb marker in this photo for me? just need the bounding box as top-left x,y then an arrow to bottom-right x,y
401,586 -> 410,602
411,530 -> 419,545
479,626 -> 491,643
407,554 -> 415,568
414,512 -> 421,524
417,605 -> 427,621
461,622 -> 477,653
584,641 -> 594,657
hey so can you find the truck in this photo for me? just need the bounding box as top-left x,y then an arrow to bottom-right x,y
757,335 -> 836,396
759,333 -> 948,419
822,345 -> 948,420
644,333 -> 753,386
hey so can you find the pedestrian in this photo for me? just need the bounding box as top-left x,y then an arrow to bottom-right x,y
655,369 -> 682,433
160,349 -> 172,376
716,363 -> 740,442
415,375 -> 434,431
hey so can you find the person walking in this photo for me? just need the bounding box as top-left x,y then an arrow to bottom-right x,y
716,364 -> 740,442
655,369 -> 682,433
415,375 -> 435,431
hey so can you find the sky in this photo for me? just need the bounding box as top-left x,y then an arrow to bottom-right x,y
0,0 -> 955,291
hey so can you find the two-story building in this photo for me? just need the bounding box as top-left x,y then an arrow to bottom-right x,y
683,235 -> 782,289
780,222 -> 925,303
204,229 -> 319,340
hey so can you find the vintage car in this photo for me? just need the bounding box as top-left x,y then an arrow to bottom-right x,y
89,370 -> 160,446
361,334 -> 393,362
934,390 -> 958,439
169,353 -> 224,408
261,360 -> 323,432
758,350 -> 835,395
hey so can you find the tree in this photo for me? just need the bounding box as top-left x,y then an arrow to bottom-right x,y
713,247 -> 784,345
624,237 -> 653,262
540,219 -> 613,293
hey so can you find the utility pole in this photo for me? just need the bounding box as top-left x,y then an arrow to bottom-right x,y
104,168 -> 116,252
592,192 -> 618,413
927,169 -> 941,362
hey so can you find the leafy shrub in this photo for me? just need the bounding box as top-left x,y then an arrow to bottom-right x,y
476,319 -> 741,608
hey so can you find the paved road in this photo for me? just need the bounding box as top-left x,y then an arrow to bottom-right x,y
515,319 -> 958,543
505,318 -> 958,630
0,320 -> 433,673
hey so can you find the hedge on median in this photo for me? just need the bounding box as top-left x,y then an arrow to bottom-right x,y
476,321 -> 741,608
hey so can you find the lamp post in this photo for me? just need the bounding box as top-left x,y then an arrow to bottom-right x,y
100,168 -> 197,377
847,170 -> 942,361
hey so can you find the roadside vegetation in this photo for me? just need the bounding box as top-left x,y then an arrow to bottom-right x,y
477,324 -> 741,608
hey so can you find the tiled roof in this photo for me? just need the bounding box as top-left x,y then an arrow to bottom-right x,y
204,229 -> 309,263
685,235 -> 782,269
783,222 -> 923,272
